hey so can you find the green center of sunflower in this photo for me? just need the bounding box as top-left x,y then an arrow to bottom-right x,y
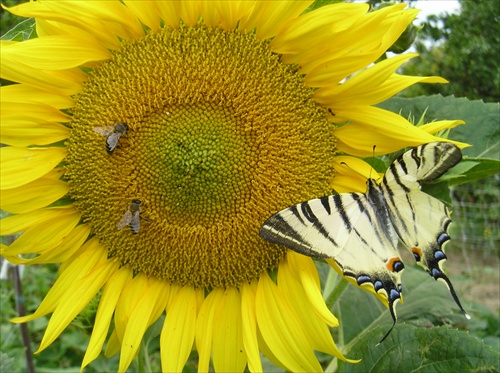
67,23 -> 336,288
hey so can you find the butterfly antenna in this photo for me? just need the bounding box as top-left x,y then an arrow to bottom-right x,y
434,270 -> 471,320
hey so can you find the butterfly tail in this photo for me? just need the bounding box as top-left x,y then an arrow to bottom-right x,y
431,268 -> 471,320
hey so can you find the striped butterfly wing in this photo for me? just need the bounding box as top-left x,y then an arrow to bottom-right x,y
260,192 -> 406,341
260,142 -> 468,342
382,142 -> 469,316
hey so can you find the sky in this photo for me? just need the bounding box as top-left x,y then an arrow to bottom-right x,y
414,0 -> 461,23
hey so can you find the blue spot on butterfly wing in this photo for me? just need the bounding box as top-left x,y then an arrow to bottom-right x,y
356,275 -> 372,286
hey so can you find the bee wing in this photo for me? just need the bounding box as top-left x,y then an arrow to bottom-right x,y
117,210 -> 132,230
130,211 -> 141,234
106,132 -> 122,153
93,126 -> 115,136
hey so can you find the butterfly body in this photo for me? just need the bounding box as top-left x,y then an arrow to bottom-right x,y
260,142 -> 468,342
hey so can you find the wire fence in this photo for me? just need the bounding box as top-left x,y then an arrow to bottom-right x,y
450,175 -> 500,259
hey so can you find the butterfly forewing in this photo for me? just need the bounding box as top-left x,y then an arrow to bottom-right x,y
260,192 -> 403,293
384,142 -> 462,191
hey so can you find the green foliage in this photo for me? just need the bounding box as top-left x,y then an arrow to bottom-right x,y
0,17 -> 35,41
341,324 -> 499,372
378,95 -> 499,158
400,0 -> 500,102
0,264 -> 119,372
0,0 -> 28,36
329,265 -> 499,372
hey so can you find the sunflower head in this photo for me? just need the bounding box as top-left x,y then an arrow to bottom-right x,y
65,22 -> 337,289
0,1 -> 466,372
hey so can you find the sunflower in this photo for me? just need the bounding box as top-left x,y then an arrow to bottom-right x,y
1,1 -> 466,372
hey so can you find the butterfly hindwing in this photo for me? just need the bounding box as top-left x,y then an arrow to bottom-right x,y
382,142 -> 468,315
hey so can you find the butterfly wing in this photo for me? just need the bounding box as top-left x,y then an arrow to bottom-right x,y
383,142 -> 462,190
382,142 -> 468,316
260,192 -> 405,340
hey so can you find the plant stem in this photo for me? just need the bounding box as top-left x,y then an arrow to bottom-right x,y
325,275 -> 349,310
12,265 -> 35,373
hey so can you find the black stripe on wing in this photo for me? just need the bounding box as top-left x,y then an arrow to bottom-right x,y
300,201 -> 339,248
333,194 -> 353,231
259,196 -> 344,259
259,213 -> 313,253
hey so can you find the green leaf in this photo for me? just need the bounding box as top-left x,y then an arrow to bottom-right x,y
340,324 -> 500,373
307,0 -> 344,11
362,156 -> 387,173
378,95 -> 500,159
447,158 -> 500,186
337,266 -> 468,349
1,18 -> 36,41
422,181 -> 453,205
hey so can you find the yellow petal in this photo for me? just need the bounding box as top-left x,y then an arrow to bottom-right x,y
279,255 -> 353,364
240,281 -> 263,373
420,120 -> 467,137
1,84 -> 74,110
270,3 -> 369,55
82,267 -> 133,371
200,0 -> 255,30
0,147 -> 67,190
2,36 -> 111,70
154,1 -> 201,28
334,107 -> 469,157
7,224 -> 90,265
319,54 -> 417,103
316,53 -> 449,106
37,258 -> 120,353
11,238 -> 105,323
240,1 -> 311,41
0,205 -> 74,236
0,56 -> 86,96
330,156 -> 382,194
256,272 -> 322,372
4,209 -> 80,256
113,273 -> 150,345
123,1 -> 162,31
4,1 -> 143,47
161,285 -> 198,373
0,146 -> 67,189
212,287 -> 247,372
104,330 -> 121,358
1,120 -> 69,146
2,101 -> 69,123
0,168 -> 68,214
196,288 -> 224,372
119,277 -> 170,372
287,253 -> 339,327
286,254 -> 359,363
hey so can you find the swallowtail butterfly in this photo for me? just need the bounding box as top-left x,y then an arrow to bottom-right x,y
260,142 -> 470,342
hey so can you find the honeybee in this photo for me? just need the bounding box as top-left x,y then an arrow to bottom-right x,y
117,199 -> 142,234
93,122 -> 128,154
